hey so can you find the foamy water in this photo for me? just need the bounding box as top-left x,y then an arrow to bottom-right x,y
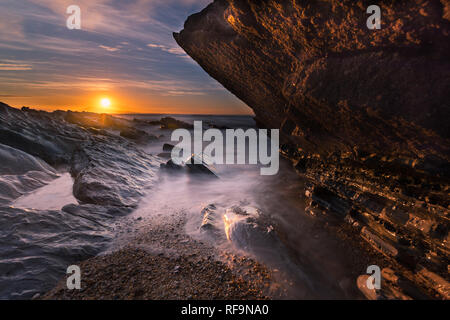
116,115 -> 362,298
0,115 -> 361,299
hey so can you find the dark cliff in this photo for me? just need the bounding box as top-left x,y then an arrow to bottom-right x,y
174,0 -> 450,299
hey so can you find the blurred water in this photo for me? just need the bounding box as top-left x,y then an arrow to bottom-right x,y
0,114 -> 361,299
127,114 -> 362,299
12,173 -> 77,211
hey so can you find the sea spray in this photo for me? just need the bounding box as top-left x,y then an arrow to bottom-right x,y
170,121 -> 279,175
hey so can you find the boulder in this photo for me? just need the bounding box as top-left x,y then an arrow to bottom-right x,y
185,154 -> 219,178
157,152 -> 171,159
119,128 -> 157,142
0,143 -> 56,176
200,204 -> 219,233
162,143 -> 175,152
160,159 -> 183,171
174,0 -> 450,299
159,117 -> 193,130
223,206 -> 279,254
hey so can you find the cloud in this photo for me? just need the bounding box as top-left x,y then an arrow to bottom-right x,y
163,90 -> 206,96
147,44 -> 166,49
0,61 -> 32,71
98,45 -> 120,52
165,47 -> 186,55
0,12 -> 25,40
0,95 -> 31,97
147,43 -> 187,56
18,75 -> 220,94
0,1 -> 251,114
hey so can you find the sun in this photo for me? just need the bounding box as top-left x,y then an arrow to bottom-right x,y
100,98 -> 111,108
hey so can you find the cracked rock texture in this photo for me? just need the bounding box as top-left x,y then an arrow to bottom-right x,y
0,103 -> 159,298
174,0 -> 450,299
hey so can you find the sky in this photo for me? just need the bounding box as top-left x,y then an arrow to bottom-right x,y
0,0 -> 252,115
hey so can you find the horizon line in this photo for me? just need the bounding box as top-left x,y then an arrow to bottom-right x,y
1,101 -> 255,117
115,112 -> 255,117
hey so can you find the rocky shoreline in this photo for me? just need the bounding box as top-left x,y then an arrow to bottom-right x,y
2,0 -> 450,294
0,103 -> 286,300
173,0 -> 450,299
0,102 -> 161,299
1,97 -> 446,299
42,211 -> 274,300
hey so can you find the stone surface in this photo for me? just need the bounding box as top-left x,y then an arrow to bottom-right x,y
0,103 -> 158,209
185,154 -> 219,178
0,102 -> 158,299
174,0 -> 450,299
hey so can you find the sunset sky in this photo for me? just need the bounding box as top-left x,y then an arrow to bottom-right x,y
0,0 -> 252,115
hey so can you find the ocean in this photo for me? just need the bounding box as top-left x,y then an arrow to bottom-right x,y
0,113 -> 362,299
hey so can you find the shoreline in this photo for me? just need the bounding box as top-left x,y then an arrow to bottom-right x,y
0,103 -> 446,300
43,211 -> 276,300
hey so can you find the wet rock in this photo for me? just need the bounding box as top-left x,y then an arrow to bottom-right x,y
61,203 -> 125,219
185,154 -> 218,178
225,219 -> 277,252
200,204 -> 219,233
0,103 -> 159,210
64,111 -> 127,131
223,206 -> 281,256
416,265 -> 450,299
162,143 -> 184,156
0,170 -> 57,206
0,127 -> 71,166
120,128 -> 157,142
0,204 -> 112,299
361,227 -> 398,258
294,157 -> 309,174
70,143 -> 157,208
163,143 -> 175,152
357,273 -> 413,300
174,1 -> 450,298
0,143 -> 56,176
381,268 -> 399,284
206,122 -> 230,130
175,0 -> 449,155
140,117 -> 193,130
311,186 -> 351,218
157,152 -> 171,159
159,117 -> 193,130
160,159 -> 183,171
87,127 -> 110,136
356,275 -> 382,300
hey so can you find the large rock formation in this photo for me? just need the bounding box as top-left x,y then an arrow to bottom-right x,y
175,0 -> 450,299
0,102 -> 159,298
0,103 -> 158,209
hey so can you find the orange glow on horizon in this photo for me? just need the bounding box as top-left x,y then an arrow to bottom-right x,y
0,92 -> 255,116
